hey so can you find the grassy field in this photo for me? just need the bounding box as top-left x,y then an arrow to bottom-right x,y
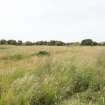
0,45 -> 105,105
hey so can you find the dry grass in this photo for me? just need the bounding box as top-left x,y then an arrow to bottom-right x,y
0,45 -> 105,105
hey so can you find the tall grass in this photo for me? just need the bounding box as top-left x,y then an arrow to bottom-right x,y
0,46 -> 105,105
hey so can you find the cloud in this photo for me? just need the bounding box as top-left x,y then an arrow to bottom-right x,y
0,0 -> 105,41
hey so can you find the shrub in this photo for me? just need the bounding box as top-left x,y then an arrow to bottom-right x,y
36,51 -> 50,56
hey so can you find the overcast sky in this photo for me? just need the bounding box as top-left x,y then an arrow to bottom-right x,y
0,0 -> 105,42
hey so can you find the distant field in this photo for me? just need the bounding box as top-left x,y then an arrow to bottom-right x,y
0,45 -> 105,105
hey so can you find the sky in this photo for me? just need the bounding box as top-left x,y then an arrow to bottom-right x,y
0,0 -> 105,42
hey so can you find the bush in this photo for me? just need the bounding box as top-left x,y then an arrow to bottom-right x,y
36,51 -> 50,56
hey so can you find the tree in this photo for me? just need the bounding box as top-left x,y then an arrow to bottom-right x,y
99,42 -> 105,46
55,41 -> 65,46
48,40 -> 56,46
93,41 -> 98,46
17,40 -> 23,45
81,39 -> 94,46
24,41 -> 33,45
47,40 -> 65,46
7,40 -> 17,45
0,39 -> 7,45
35,41 -> 48,45
102,42 -> 105,46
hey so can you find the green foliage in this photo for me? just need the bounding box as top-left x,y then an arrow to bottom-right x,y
71,73 -> 90,93
17,40 -> 23,45
0,38 -> 105,46
36,51 -> 50,56
81,39 -> 93,46
24,41 -> 33,45
0,39 -> 7,45
7,40 -> 17,45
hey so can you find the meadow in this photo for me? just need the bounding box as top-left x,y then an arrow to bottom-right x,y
0,45 -> 105,105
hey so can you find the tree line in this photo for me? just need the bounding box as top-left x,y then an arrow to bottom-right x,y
0,39 -> 105,46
